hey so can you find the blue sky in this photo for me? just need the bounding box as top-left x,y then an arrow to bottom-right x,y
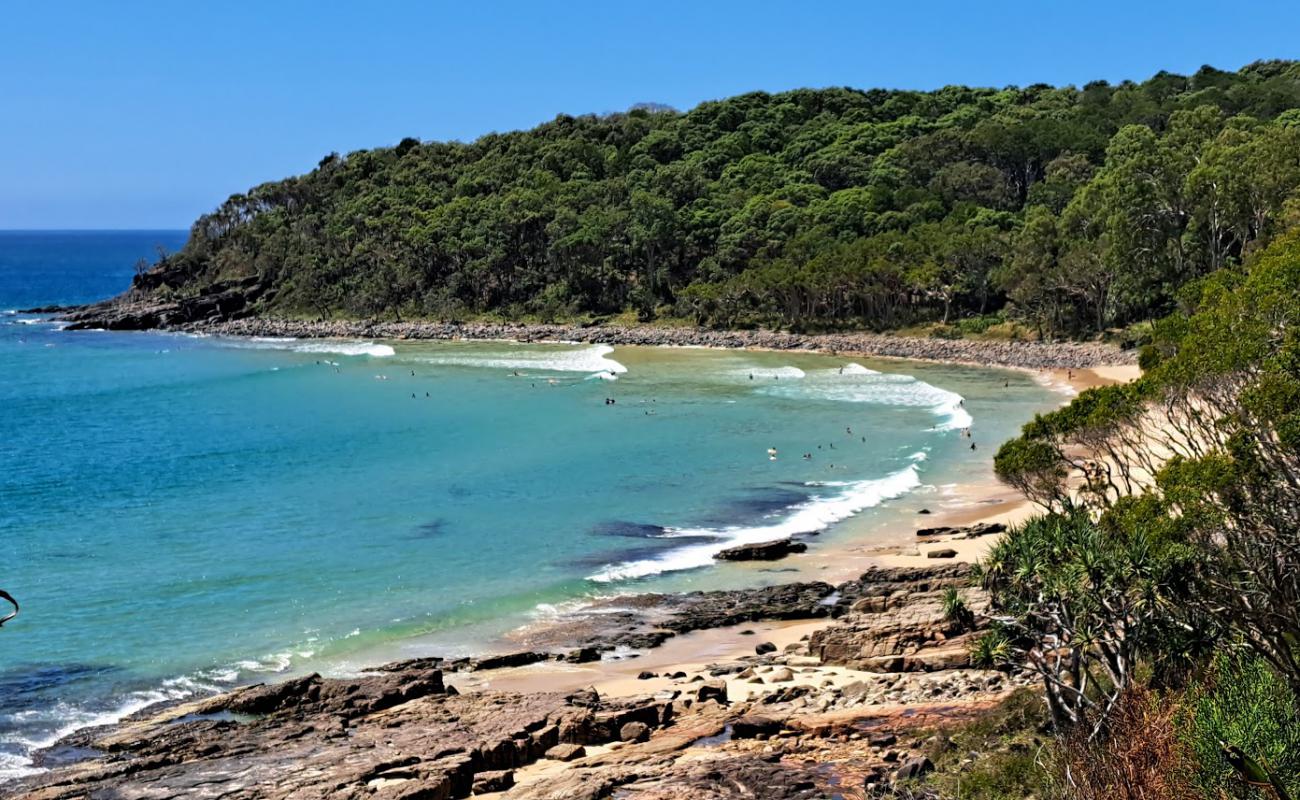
4,0 -> 1299,229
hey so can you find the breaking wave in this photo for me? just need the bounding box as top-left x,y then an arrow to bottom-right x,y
219,337 -> 396,358
415,343 -> 627,376
760,369 -> 972,431
587,458 -> 924,583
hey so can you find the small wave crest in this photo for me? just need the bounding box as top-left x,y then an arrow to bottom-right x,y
0,643 -> 316,783
219,337 -> 395,358
417,344 -> 627,376
761,370 -> 970,431
587,463 -> 922,583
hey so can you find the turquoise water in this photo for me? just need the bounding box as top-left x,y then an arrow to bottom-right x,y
0,232 -> 1060,779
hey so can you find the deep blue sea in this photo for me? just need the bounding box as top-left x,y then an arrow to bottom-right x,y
0,231 -> 1061,779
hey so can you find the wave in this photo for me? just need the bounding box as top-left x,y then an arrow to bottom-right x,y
587,460 -> 923,583
760,370 -> 971,431
416,344 -> 627,376
0,643 -> 313,783
218,337 -> 395,358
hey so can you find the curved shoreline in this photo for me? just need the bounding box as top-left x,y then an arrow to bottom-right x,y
51,295 -> 1136,369
195,318 -> 1136,370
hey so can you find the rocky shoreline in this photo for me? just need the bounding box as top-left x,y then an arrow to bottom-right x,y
14,550 -> 1036,800
51,292 -> 1135,369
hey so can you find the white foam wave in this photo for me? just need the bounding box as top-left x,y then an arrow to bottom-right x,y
761,370 -> 971,431
840,363 -> 879,375
588,463 -> 922,582
417,344 -> 627,376
220,337 -> 395,357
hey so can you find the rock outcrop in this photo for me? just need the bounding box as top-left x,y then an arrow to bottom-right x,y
13,562 -> 1030,800
713,538 -> 808,561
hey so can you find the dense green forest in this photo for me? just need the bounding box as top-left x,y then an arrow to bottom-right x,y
973,229 -> 1300,797
146,61 -> 1300,337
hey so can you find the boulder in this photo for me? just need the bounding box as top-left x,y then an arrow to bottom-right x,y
544,743 -> 586,762
926,548 -> 958,559
894,756 -> 935,781
619,721 -> 650,743
564,647 -> 602,663
713,539 -> 808,561
696,680 -> 728,704
731,715 -> 783,739
754,641 -> 778,655
472,769 -> 514,793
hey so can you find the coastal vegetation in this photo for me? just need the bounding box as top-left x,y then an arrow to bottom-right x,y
985,229 -> 1300,797
136,62 -> 1300,339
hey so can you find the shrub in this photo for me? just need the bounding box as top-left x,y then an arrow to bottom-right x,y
942,586 -> 975,631
1183,650 -> 1300,799
970,627 -> 1012,669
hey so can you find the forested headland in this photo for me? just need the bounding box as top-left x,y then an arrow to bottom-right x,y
134,61 -> 1300,340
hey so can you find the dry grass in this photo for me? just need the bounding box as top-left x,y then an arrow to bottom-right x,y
1056,688 -> 1196,800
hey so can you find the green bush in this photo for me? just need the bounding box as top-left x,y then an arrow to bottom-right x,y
1184,651 -> 1300,799
970,627 -> 1012,669
942,586 -> 975,631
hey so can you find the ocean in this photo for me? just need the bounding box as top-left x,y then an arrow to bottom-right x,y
0,231 -> 1061,780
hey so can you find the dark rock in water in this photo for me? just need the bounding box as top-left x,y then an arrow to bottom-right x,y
409,518 -> 448,539
918,508 -> 931,514
895,756 -> 936,781
916,522 -> 1006,539
714,539 -> 808,561
363,656 -> 443,673
564,647 -> 602,664
589,520 -> 668,538
469,651 -> 549,671
755,641 -> 778,655
61,275 -> 274,331
16,304 -> 72,314
927,549 -> 959,559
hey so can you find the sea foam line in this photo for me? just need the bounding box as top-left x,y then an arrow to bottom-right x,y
760,368 -> 971,431
587,459 -> 924,583
415,343 -> 627,376
217,337 -> 396,357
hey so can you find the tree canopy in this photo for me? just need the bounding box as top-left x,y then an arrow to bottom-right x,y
144,61 -> 1300,335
